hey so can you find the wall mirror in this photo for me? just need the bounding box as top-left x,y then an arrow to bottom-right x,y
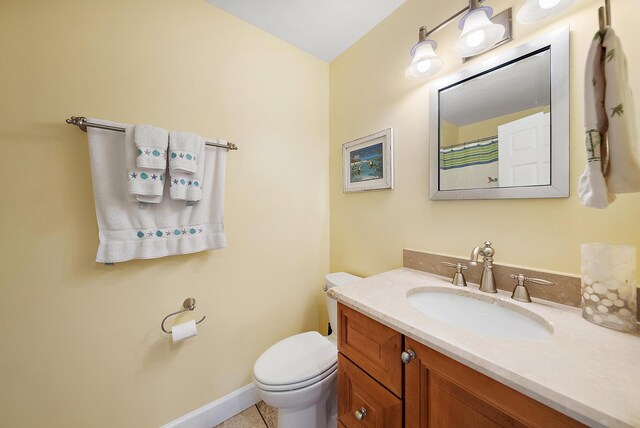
429,26 -> 569,200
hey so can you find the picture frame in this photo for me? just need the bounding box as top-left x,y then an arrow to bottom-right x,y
343,128 -> 394,193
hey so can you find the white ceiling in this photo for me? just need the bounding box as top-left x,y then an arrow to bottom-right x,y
205,0 -> 407,62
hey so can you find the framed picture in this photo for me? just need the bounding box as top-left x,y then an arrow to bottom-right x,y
343,128 -> 394,193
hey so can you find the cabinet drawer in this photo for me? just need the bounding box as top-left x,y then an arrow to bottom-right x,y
338,353 -> 402,428
338,303 -> 403,396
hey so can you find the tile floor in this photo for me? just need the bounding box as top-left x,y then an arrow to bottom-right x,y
213,401 -> 277,428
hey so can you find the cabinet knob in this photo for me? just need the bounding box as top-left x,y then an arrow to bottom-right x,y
354,407 -> 367,421
401,349 -> 415,364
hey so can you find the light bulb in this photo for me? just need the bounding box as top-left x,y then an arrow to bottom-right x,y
416,60 -> 431,73
466,30 -> 486,48
454,7 -> 505,58
539,0 -> 561,9
405,40 -> 443,80
517,0 -> 577,24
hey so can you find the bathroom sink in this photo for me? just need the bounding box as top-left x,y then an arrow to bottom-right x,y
407,288 -> 552,339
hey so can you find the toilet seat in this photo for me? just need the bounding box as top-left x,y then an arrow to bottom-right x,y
253,331 -> 338,392
254,364 -> 337,392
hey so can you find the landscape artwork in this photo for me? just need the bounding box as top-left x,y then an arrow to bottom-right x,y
350,142 -> 384,183
342,128 -> 393,192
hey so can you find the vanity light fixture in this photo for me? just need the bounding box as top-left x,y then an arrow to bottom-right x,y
405,26 -> 444,80
517,0 -> 578,24
406,0 -> 512,80
454,0 -> 506,58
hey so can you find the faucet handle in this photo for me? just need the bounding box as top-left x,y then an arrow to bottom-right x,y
442,261 -> 468,270
441,262 -> 468,287
509,273 -> 554,302
509,273 -> 554,286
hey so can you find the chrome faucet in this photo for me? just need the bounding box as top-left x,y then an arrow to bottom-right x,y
469,241 -> 496,293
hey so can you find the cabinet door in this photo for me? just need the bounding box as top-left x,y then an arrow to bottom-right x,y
404,338 -> 585,428
338,303 -> 403,396
338,353 -> 402,428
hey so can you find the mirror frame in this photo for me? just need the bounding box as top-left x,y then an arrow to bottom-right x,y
429,26 -> 569,200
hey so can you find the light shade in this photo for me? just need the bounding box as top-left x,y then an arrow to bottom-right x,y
405,40 -> 444,80
517,0 -> 577,24
454,6 -> 505,58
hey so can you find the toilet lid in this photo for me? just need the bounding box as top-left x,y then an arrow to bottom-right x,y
253,331 -> 337,388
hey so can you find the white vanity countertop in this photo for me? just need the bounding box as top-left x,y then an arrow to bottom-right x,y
328,268 -> 640,428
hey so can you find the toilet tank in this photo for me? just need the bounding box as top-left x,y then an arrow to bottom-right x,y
324,272 -> 361,339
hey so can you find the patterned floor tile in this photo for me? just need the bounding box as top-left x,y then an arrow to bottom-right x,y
213,405 -> 266,428
256,401 -> 278,428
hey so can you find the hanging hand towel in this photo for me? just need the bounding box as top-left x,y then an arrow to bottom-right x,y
87,118 -> 227,263
135,125 -> 168,170
169,131 -> 204,174
579,31 -> 615,209
602,27 -> 640,194
169,136 -> 207,202
126,126 -> 164,203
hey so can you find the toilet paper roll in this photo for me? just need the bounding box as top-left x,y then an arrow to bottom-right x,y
172,319 -> 197,343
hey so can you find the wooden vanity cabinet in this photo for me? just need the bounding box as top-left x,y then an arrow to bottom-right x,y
337,303 -> 586,428
404,337 -> 585,428
338,303 -> 403,396
338,354 -> 403,428
338,303 -> 403,427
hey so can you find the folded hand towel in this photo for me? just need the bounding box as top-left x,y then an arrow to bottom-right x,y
135,125 -> 169,170
579,30 -> 615,208
602,28 -> 640,194
169,131 -> 204,174
170,137 -> 207,202
87,119 -> 227,263
127,126 -> 164,203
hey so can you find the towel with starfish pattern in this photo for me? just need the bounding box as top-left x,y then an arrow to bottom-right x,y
86,119 -> 227,263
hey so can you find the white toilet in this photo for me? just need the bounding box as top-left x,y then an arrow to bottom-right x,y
253,272 -> 361,428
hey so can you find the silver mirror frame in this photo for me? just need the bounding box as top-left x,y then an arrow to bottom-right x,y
429,26 -> 569,200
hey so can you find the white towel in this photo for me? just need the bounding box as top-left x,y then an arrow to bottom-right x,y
579,32 -> 614,209
135,125 -> 168,170
170,138 -> 207,202
579,132 -> 612,208
602,28 -> 640,194
126,126 -> 164,203
169,131 -> 204,174
87,118 -> 227,263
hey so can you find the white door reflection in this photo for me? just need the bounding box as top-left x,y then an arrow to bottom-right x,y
498,111 -> 550,187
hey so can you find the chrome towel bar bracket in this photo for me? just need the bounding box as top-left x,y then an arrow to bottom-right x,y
161,297 -> 206,334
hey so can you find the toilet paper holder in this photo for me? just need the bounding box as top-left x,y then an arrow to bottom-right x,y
161,298 -> 206,334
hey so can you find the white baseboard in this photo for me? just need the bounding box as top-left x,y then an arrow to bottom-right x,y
161,383 -> 260,428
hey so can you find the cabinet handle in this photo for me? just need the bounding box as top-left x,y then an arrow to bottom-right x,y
354,407 -> 367,421
401,349 -> 415,364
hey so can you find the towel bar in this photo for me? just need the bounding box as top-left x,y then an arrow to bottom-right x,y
66,116 -> 238,151
161,298 -> 206,334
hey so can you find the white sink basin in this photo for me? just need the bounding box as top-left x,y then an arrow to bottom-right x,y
407,288 -> 552,339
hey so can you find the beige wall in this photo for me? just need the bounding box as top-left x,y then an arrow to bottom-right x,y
439,119 -> 460,148
457,105 -> 551,145
440,106 -> 549,148
330,0 -> 640,276
0,1 -> 329,427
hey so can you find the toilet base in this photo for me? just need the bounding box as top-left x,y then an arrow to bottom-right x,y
256,370 -> 337,428
276,382 -> 336,428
